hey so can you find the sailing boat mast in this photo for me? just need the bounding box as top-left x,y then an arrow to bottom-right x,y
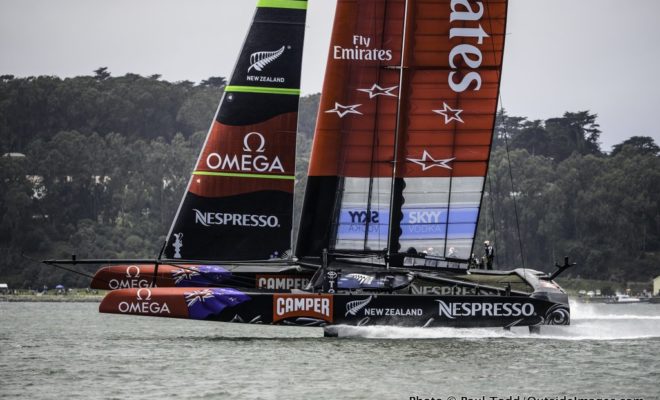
386,0 -> 411,264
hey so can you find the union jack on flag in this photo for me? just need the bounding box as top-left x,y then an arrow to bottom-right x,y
184,289 -> 214,307
183,287 -> 251,320
173,267 -> 200,285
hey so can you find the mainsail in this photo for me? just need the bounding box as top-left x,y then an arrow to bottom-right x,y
297,0 -> 508,264
163,0 -> 308,261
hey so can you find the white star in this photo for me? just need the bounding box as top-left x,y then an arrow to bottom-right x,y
432,102 -> 464,124
407,150 -> 455,171
325,102 -> 362,118
357,84 -> 398,99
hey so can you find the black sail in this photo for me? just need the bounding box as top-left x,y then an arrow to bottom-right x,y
163,0 -> 308,261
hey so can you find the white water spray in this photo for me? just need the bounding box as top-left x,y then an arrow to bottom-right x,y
330,301 -> 660,340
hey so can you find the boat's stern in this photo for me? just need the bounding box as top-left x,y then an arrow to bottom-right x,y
522,270 -> 571,326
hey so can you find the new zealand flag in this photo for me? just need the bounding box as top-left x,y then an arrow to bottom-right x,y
172,265 -> 232,287
184,288 -> 251,320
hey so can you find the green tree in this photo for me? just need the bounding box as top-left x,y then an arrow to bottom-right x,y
93,67 -> 111,81
545,111 -> 602,161
200,76 -> 227,88
611,136 -> 659,156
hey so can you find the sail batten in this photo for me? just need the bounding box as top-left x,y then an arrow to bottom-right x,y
297,0 -> 507,264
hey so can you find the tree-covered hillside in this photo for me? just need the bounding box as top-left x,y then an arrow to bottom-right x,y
0,72 -> 657,288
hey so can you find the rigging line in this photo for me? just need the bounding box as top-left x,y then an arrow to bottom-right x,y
483,0 -> 525,271
156,240 -> 167,265
25,254 -> 105,283
499,104 -> 526,270
487,177 -> 498,268
466,0 -> 502,266
48,263 -> 105,282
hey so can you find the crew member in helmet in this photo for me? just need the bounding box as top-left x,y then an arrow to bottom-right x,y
484,240 -> 494,270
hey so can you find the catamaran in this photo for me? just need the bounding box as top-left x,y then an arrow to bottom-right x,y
44,0 -> 573,335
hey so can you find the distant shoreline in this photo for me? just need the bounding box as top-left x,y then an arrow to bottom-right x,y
0,295 -> 103,303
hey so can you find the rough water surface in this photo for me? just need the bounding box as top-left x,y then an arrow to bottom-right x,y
1,301 -> 658,399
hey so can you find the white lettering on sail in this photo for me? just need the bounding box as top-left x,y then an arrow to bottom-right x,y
246,45 -> 289,83
242,132 -> 266,153
206,132 -> 285,173
448,1 -> 489,92
193,209 -> 280,228
450,0 -> 484,22
348,211 -> 379,224
408,210 -> 442,224
333,35 -> 393,61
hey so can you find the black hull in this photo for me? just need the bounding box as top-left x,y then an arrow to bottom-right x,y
213,293 -> 569,328
99,289 -> 570,329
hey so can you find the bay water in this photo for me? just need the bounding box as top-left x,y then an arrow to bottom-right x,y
1,301 -> 658,399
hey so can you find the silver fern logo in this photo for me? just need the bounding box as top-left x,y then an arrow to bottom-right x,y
345,296 -> 373,316
345,273 -> 375,285
248,46 -> 286,73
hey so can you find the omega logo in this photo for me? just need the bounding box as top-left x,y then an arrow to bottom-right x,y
125,265 -> 140,278
136,288 -> 152,301
243,132 -> 266,153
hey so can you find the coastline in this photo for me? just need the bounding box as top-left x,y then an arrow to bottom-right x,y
0,294 -> 103,303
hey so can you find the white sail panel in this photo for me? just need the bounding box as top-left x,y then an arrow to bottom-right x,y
334,177 -> 391,251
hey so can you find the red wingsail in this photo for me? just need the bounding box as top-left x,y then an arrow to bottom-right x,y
297,0 -> 508,262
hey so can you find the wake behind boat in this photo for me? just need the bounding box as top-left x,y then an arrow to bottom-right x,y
44,0 -> 573,335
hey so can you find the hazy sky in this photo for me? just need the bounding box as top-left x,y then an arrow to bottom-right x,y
1,0 -> 659,151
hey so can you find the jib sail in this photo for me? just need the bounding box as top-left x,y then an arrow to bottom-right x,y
296,0 -> 507,264
163,0 -> 308,261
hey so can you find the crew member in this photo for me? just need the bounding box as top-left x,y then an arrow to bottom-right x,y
484,240 -> 494,270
